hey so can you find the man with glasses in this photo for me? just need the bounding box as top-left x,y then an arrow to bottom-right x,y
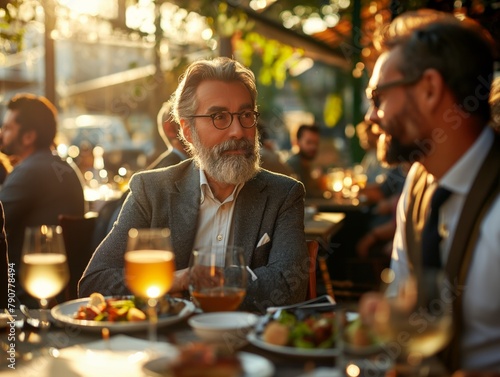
360,9 -> 500,373
80,57 -> 308,311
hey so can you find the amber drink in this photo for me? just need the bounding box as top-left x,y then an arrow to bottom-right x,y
189,245 -> 247,312
125,228 -> 174,343
125,250 -> 175,298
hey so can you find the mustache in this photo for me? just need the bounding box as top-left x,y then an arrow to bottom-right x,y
213,138 -> 255,157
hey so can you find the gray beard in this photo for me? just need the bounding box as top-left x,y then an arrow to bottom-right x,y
190,130 -> 261,185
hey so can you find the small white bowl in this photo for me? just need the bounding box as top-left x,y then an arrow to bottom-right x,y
188,312 -> 258,350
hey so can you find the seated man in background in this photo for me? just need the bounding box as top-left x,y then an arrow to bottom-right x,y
147,100 -> 189,170
286,124 -> 323,198
258,125 -> 293,176
80,57 -> 308,312
356,121 -> 409,262
355,120 -> 389,184
0,93 -> 85,304
92,101 -> 192,249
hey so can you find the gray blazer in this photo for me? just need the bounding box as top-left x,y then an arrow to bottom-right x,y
79,159 -> 308,311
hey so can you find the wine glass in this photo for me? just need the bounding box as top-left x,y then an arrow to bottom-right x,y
124,228 -> 175,343
371,269 -> 453,375
189,245 -> 247,312
19,225 -> 70,330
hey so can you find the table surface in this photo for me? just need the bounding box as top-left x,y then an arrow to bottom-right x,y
0,307 -> 450,377
304,212 -> 345,244
305,197 -> 371,214
0,309 -> 338,377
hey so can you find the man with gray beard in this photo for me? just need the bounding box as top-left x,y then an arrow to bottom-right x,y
80,57 -> 308,311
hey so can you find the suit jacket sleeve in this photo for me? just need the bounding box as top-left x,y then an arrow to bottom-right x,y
240,175 -> 308,312
78,161 -> 197,297
78,171 -> 159,297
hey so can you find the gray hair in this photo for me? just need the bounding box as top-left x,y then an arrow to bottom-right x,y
380,10 -> 494,123
169,57 -> 258,144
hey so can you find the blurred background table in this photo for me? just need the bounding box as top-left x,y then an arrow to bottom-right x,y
305,212 -> 345,246
305,197 -> 371,214
84,183 -> 124,212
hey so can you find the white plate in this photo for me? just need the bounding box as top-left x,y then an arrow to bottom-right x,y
142,352 -> 274,377
247,331 -> 340,358
51,297 -> 195,332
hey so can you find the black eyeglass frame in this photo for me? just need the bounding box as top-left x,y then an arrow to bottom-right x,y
367,76 -> 422,108
188,110 -> 260,130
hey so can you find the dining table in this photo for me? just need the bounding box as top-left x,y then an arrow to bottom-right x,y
304,196 -> 371,214
0,305 -> 340,377
304,212 -> 345,246
84,183 -> 124,212
0,300 -> 451,377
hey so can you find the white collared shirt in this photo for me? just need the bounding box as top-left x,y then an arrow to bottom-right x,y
390,126 -> 500,370
193,170 -> 243,252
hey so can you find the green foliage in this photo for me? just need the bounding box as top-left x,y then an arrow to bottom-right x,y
323,94 -> 343,128
0,0 -> 33,51
235,31 -> 303,88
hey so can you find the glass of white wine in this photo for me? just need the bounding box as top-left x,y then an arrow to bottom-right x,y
371,269 -> 453,375
189,245 -> 247,313
124,228 -> 175,343
19,225 -> 70,330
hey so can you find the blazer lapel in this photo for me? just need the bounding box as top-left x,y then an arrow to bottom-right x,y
170,163 -> 201,269
233,175 -> 268,265
445,134 -> 500,282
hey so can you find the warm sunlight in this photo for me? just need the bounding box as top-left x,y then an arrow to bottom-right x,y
57,0 -> 117,18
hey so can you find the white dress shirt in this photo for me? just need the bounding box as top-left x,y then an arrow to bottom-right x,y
389,126 -> 500,370
194,169 -> 242,251
193,170 -> 258,281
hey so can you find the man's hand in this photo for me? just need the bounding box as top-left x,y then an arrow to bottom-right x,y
170,268 -> 189,294
358,291 -> 385,326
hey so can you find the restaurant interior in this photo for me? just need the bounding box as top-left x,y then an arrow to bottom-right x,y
1,0 -> 500,376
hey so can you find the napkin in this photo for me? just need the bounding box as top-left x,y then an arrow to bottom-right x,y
8,335 -> 178,377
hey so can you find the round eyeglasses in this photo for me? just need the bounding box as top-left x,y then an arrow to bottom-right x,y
188,110 -> 260,130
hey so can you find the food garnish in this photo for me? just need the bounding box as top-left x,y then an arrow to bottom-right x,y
261,310 -> 336,349
74,294 -> 184,322
344,317 -> 379,347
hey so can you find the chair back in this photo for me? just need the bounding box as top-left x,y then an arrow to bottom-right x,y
306,240 -> 319,299
58,212 -> 98,300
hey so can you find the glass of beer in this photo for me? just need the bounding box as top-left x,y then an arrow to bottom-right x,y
125,228 -> 175,342
20,225 -> 69,330
189,245 -> 247,312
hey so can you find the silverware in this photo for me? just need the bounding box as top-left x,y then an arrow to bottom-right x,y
266,294 -> 336,313
20,304 -> 51,330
